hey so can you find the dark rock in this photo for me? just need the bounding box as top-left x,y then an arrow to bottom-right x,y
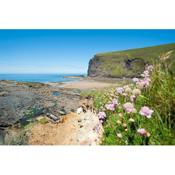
88,55 -> 104,77
0,81 -> 80,127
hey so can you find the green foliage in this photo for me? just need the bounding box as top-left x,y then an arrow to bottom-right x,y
38,117 -> 48,124
85,63 -> 175,145
144,63 -> 175,130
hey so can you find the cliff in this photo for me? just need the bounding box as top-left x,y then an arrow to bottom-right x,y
88,43 -> 175,78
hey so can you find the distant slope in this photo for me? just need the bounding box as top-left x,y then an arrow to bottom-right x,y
88,43 -> 175,78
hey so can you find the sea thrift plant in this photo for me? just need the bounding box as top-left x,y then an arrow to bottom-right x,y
98,112 -> 106,123
105,103 -> 116,111
125,86 -> 132,94
137,128 -> 150,137
132,88 -> 141,96
123,102 -> 136,113
116,87 -> 124,94
136,78 -> 151,89
130,95 -> 136,102
139,106 -> 154,118
88,64 -> 174,145
112,99 -> 118,105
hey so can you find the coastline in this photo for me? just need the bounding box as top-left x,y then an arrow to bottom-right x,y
0,77 -> 127,145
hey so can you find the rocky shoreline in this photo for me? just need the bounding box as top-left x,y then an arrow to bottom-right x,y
0,77 -> 123,145
0,80 -> 81,144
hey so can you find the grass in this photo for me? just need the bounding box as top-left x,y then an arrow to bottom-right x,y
84,62 -> 175,145
91,43 -> 175,77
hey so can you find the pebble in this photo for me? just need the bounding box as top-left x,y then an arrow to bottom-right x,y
77,107 -> 83,114
78,119 -> 82,122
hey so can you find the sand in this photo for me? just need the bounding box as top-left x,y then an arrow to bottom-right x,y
47,79 -> 117,90
28,111 -> 103,145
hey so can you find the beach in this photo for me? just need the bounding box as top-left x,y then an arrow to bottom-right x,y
0,77 -> 121,145
47,78 -> 118,90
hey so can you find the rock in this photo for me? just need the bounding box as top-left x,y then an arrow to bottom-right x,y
78,119 -> 82,122
76,107 -> 83,114
46,113 -> 59,121
0,80 -> 80,127
59,108 -> 67,115
0,91 -> 8,96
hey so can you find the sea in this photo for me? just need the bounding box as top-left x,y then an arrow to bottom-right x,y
0,74 -> 85,83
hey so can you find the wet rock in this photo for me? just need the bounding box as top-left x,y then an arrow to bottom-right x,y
0,81 -> 80,128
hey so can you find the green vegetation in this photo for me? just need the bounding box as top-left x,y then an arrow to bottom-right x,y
84,62 -> 175,145
94,43 -> 175,77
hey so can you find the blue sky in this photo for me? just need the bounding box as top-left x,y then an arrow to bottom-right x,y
0,29 -> 175,74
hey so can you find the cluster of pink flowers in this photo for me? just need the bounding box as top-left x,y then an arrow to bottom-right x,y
116,87 -> 124,94
133,65 -> 153,89
105,98 -> 118,111
136,78 -> 151,89
139,106 -> 154,118
123,102 -> 137,113
97,65 -> 155,142
105,103 -> 116,111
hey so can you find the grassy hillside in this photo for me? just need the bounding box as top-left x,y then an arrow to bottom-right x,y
88,43 -> 175,77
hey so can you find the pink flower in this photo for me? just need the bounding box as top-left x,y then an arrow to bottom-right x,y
143,78 -> 151,87
112,99 -> 118,105
98,112 -> 106,123
139,106 -> 154,118
137,128 -> 150,137
123,102 -> 137,113
105,103 -> 116,111
116,87 -> 124,94
136,78 -> 151,89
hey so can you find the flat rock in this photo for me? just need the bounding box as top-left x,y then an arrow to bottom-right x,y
0,81 -> 80,128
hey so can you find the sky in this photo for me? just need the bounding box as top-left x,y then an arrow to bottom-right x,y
0,29 -> 175,74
